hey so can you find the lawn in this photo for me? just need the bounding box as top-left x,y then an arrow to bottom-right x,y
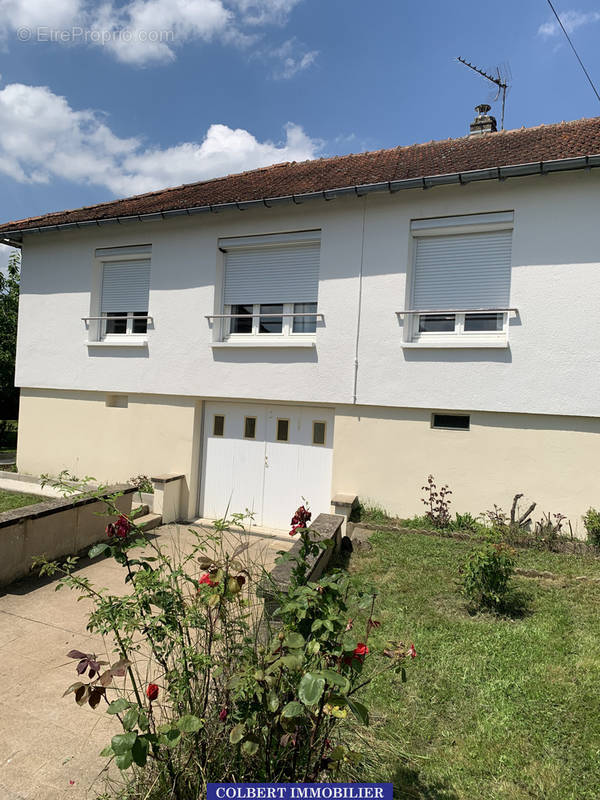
0,419 -> 17,454
349,529 -> 600,800
0,488 -> 43,512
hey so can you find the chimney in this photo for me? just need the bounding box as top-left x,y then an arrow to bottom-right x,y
469,103 -> 497,136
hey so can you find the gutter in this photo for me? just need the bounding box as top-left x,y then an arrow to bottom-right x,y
2,153 -> 600,246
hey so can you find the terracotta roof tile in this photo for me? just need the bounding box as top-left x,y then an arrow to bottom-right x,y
2,117 -> 600,236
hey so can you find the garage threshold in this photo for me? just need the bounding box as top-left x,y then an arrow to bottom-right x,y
190,517 -> 292,543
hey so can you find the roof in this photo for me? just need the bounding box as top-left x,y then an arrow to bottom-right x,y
2,116 -> 600,239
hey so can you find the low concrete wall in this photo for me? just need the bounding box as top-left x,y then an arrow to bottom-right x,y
0,485 -> 135,587
258,512 -> 344,619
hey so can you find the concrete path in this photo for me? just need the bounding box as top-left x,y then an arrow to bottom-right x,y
0,522 -> 293,800
0,474 -> 66,499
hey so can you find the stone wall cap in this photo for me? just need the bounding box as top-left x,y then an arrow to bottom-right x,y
331,493 -> 358,506
0,484 -> 135,529
151,473 -> 185,484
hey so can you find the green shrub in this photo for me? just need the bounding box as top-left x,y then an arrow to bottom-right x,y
129,474 -> 154,494
450,512 -> 485,534
583,508 -> 600,548
421,475 -> 452,528
355,501 -> 390,525
35,479 -> 416,796
397,515 -> 434,529
461,542 -> 516,611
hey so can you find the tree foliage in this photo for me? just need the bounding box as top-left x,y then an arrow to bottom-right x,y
0,250 -> 20,420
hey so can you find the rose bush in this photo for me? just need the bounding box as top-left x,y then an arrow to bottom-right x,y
35,479 -> 416,798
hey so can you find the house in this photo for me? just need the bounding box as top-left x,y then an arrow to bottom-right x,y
2,106 -> 600,532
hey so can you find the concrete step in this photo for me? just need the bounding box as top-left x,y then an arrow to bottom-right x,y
132,504 -> 150,517
136,513 -> 162,532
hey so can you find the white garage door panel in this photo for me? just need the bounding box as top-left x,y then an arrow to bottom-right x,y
201,403 -> 266,524
201,402 -> 334,530
262,407 -> 333,529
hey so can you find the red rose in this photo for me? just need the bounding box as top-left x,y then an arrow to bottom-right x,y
146,683 -> 159,701
290,505 -> 311,527
344,642 -> 369,665
198,573 -> 217,588
219,707 -> 228,722
409,643 -> 417,659
107,515 -> 131,540
115,515 -> 131,539
354,643 -> 369,660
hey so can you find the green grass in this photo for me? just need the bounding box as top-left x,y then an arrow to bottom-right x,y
0,488 -> 43,512
354,500 -> 393,525
349,529 -> 600,800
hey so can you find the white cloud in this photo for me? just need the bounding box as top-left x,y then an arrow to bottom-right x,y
92,0 -> 233,65
0,0 -> 83,31
538,9 -> 600,37
269,37 -> 318,79
0,82 -> 322,197
229,0 -> 302,25
0,0 -> 309,66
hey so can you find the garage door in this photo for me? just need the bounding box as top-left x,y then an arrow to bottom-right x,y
200,402 -> 334,530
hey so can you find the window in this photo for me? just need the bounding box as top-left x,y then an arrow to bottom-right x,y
244,417 -> 257,439
95,248 -> 151,340
432,413 -> 470,430
218,231 -> 320,341
105,394 -> 128,408
276,419 -> 289,442
406,213 -> 513,345
259,304 -> 283,334
213,415 -> 225,436
293,303 -> 318,333
312,421 -> 326,445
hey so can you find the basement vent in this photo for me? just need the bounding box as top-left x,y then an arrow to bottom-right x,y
431,413 -> 470,430
106,394 -> 128,408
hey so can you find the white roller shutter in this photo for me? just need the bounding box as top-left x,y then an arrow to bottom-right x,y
412,230 -> 512,309
223,241 -> 320,305
101,259 -> 151,313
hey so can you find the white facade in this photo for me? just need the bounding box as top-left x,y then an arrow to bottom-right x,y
15,170 -> 600,417
12,168 -> 600,528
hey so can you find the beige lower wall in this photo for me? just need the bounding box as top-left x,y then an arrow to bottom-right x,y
332,405 -> 600,537
18,391 -> 600,536
18,389 -> 202,519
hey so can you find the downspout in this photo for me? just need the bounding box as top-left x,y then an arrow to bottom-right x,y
352,196 -> 367,404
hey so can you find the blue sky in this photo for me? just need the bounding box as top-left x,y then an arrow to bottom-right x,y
2,0 -> 600,269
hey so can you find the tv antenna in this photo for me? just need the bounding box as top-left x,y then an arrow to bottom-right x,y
457,56 -> 510,130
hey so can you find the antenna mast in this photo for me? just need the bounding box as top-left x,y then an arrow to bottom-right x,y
457,56 -> 509,129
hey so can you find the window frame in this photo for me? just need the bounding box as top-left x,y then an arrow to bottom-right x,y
213,415 -> 225,437
404,213 -> 514,348
413,310 -> 509,344
312,420 -> 327,446
214,230 -> 321,345
431,413 -> 471,431
223,302 -> 318,341
276,418 -> 290,442
103,311 -> 149,339
243,416 -> 257,440
87,245 -> 152,345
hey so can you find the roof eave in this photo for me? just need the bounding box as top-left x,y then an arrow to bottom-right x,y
2,153 -> 599,243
